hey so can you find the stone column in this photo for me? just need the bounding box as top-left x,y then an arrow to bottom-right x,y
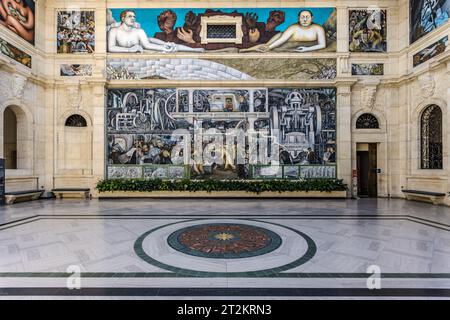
90,80 -> 106,195
42,81 -> 56,196
336,85 -> 352,196
336,6 -> 349,53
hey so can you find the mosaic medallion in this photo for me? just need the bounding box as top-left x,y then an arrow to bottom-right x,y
167,223 -> 283,259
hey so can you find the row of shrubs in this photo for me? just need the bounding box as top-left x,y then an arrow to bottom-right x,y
96,179 -> 347,194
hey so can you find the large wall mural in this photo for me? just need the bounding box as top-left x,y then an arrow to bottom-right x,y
106,88 -> 336,180
410,0 -> 450,43
0,0 -> 35,45
413,36 -> 448,67
57,11 -> 95,54
106,8 -> 336,53
0,37 -> 31,67
106,58 -> 336,81
349,9 -> 387,52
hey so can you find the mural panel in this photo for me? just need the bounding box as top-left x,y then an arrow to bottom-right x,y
0,0 -> 35,44
57,11 -> 95,53
106,88 -> 336,180
413,36 -> 448,67
0,37 -> 31,67
349,9 -> 387,52
351,63 -> 384,75
410,0 -> 450,43
107,58 -> 336,81
60,64 -> 92,76
107,8 -> 336,53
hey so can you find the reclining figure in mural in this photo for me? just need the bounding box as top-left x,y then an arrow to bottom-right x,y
0,0 -> 35,43
108,10 -> 204,53
240,10 -> 326,53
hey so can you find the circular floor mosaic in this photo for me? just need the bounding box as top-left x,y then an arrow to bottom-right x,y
167,223 -> 282,259
134,219 -> 317,276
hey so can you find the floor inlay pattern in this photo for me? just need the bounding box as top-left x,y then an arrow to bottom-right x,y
1,199 -> 450,298
167,223 -> 283,259
134,219 -> 316,276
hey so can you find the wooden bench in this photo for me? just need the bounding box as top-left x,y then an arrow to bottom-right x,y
52,188 -> 91,199
5,190 -> 44,205
402,189 -> 446,205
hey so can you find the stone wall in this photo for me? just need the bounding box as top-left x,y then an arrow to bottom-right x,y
0,0 -> 448,202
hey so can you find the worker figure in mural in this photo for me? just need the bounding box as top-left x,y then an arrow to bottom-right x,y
0,0 -> 35,43
241,10 -> 326,53
108,10 -> 204,53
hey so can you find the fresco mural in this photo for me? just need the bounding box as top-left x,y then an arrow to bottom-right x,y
106,58 -> 336,81
349,9 -> 387,52
0,37 -> 31,67
0,0 -> 35,44
268,89 -> 336,167
410,0 -> 450,43
107,8 -> 336,53
413,36 -> 448,67
60,64 -> 92,76
351,63 -> 384,75
57,11 -> 95,53
106,88 -> 336,180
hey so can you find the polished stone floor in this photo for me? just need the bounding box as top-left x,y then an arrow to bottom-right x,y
0,198 -> 450,299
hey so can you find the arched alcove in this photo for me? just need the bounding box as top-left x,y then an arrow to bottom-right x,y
356,113 -> 380,129
420,104 -> 442,169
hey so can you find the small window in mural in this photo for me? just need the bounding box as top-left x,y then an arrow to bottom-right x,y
57,11 -> 95,53
207,24 -> 236,39
349,9 -> 387,52
356,114 -> 379,129
65,115 -> 87,127
421,105 -> 442,169
106,88 -> 336,180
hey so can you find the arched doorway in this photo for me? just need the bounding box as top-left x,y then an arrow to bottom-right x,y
3,107 -> 17,169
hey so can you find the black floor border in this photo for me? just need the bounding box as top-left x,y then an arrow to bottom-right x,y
1,214 -> 448,232
1,287 -> 450,297
1,272 -> 450,278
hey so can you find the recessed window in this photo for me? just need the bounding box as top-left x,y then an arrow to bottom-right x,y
200,16 -> 243,44
356,113 -> 379,129
421,105 -> 442,169
65,114 -> 87,127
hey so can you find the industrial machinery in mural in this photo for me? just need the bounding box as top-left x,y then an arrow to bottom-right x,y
268,89 -> 336,165
106,88 -> 336,180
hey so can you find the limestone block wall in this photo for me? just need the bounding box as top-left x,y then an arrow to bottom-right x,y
0,0 -> 448,201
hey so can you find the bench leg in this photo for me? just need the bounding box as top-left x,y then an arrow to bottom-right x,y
5,196 -> 15,205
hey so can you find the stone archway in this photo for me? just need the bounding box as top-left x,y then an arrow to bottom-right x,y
1,104 -> 33,171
